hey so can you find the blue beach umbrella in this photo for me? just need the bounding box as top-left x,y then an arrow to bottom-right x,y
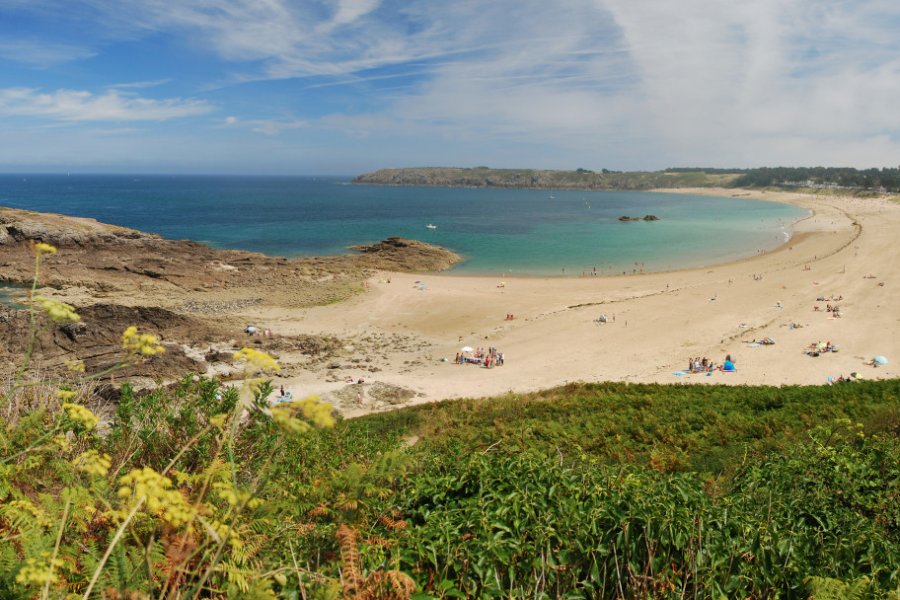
873,355 -> 888,365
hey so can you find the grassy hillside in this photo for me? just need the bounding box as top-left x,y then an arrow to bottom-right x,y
2,378 -> 899,598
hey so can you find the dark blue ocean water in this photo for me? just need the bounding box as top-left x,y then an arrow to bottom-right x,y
0,175 -> 807,276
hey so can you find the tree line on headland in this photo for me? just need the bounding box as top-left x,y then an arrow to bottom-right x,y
355,166 -> 900,193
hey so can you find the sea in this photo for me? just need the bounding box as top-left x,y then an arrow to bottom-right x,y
0,175 -> 809,276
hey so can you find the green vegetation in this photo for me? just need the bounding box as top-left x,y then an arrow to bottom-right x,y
730,167 -> 900,192
356,165 -> 900,193
2,378 -> 899,598
354,167 -> 741,191
2,244 -> 900,598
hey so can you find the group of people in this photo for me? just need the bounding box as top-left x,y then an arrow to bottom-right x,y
813,303 -> 842,315
244,325 -> 272,337
456,347 -> 505,368
687,354 -> 736,373
806,341 -> 837,357
504,313 -> 516,320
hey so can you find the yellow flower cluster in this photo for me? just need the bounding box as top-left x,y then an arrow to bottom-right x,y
15,553 -> 64,586
233,347 -> 279,373
271,405 -> 311,434
122,326 -> 165,356
51,433 -> 71,452
62,402 -> 99,431
295,395 -> 336,429
33,295 -> 80,323
72,449 -> 112,477
117,467 -> 194,526
64,358 -> 86,373
211,480 -> 263,509
56,389 -> 77,401
271,395 -> 335,433
33,242 -> 57,256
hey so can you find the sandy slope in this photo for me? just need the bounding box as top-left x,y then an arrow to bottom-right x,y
235,189 -> 899,415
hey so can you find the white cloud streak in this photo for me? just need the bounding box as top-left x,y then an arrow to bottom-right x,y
0,39 -> 95,67
0,88 -> 214,121
6,0 -> 900,168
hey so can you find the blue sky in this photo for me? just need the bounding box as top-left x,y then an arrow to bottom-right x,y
1,0 -> 899,175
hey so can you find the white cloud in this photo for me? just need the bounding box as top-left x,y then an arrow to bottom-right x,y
107,78 -> 172,90
0,39 -> 95,67
318,0 -> 382,32
5,0 -> 900,169
316,0 -> 900,168
0,88 -> 214,121
249,119 -> 306,135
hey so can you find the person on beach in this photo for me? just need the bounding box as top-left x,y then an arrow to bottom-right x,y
723,355 -> 736,371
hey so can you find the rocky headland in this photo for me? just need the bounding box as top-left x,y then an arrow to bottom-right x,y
354,167 -> 739,190
0,207 -> 460,390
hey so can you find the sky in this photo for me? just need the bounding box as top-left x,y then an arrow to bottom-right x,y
1,0 -> 899,175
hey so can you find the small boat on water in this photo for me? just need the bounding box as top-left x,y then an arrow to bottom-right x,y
425,224 -> 437,229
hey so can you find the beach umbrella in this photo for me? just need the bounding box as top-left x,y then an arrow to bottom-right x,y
460,346 -> 474,353
874,355 -> 889,365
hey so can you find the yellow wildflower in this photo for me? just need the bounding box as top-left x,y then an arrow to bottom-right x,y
270,395 -> 335,433
117,467 -> 194,526
33,242 -> 57,256
212,481 -> 240,507
15,553 -> 64,586
61,402 -> 99,431
64,358 -> 86,373
51,433 -> 71,452
122,325 -> 165,356
271,405 -> 311,434
296,395 -> 336,429
56,389 -> 77,401
72,449 -> 111,477
232,347 -> 279,373
209,413 -> 229,429
33,295 -> 80,323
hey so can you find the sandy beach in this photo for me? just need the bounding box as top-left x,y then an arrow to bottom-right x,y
6,187 -> 894,417
235,189 -> 899,415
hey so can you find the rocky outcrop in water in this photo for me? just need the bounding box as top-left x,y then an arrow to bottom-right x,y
618,215 -> 660,222
350,237 -> 460,272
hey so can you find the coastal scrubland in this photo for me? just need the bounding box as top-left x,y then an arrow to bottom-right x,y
2,371 -> 899,598
356,166 -> 900,193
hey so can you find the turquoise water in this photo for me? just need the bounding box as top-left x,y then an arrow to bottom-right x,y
0,175 -> 808,276
0,282 -> 28,309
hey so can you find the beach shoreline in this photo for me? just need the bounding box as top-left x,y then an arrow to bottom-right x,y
3,188 -> 896,417
258,188 -> 897,416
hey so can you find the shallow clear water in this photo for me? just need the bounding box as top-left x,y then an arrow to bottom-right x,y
0,282 -> 28,309
0,175 -> 807,276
